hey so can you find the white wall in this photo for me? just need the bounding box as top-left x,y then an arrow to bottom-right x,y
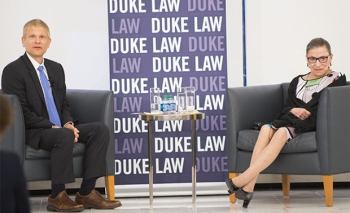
0,0 -> 110,90
226,0 -> 244,87
245,0 -> 350,86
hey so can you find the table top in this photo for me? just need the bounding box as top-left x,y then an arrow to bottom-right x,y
139,111 -> 205,121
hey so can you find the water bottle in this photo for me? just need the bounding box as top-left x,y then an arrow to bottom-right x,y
160,94 -> 177,114
160,95 -> 169,113
167,94 -> 177,113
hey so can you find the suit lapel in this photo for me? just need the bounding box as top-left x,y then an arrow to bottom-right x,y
22,53 -> 46,103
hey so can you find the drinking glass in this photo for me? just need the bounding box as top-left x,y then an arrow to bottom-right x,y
150,88 -> 161,114
186,87 -> 195,112
177,87 -> 187,114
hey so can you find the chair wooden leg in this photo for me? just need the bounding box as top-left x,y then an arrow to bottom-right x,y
281,174 -> 290,196
104,175 -> 115,200
323,175 -> 333,207
229,173 -> 239,203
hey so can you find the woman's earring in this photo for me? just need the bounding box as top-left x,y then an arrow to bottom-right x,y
307,64 -> 310,68
329,63 -> 332,67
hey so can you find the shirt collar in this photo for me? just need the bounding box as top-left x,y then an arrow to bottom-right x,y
26,52 -> 45,70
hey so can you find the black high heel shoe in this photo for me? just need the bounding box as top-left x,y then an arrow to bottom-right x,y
225,178 -> 239,194
235,188 -> 253,208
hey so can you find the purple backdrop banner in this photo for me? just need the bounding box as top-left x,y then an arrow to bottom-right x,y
108,0 -> 227,185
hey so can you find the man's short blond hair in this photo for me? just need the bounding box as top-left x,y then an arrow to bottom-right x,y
23,19 -> 50,38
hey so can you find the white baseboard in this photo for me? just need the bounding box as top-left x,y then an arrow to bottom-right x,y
113,182 -> 227,197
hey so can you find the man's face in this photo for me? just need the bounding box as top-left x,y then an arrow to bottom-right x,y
22,25 -> 51,63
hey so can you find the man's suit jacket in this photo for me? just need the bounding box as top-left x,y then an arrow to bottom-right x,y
1,53 -> 73,148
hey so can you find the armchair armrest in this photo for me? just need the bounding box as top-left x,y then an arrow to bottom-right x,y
0,94 -> 26,163
316,85 -> 350,174
66,89 -> 115,176
66,89 -> 114,125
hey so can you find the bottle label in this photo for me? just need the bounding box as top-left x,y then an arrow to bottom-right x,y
160,94 -> 177,114
169,102 -> 176,111
160,103 -> 169,112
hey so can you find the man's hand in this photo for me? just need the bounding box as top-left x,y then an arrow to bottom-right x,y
62,123 -> 80,142
290,108 -> 311,120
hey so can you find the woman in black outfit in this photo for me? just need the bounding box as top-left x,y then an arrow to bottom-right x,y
225,38 -> 346,208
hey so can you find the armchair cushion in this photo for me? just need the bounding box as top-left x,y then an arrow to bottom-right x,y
237,130 -> 317,153
25,143 -> 85,159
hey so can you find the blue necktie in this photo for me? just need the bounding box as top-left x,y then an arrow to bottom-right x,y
38,66 -> 61,127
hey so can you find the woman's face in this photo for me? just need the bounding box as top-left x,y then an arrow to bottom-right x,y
306,46 -> 332,78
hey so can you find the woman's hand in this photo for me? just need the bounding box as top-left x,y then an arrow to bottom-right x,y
290,108 -> 311,120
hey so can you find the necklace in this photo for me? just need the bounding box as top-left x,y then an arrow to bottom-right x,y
304,70 -> 332,91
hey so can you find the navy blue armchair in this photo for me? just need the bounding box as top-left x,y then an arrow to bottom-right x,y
1,89 -> 116,200
226,82 -> 350,206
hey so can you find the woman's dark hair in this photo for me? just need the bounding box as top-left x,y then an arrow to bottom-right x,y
0,94 -> 13,135
306,38 -> 332,55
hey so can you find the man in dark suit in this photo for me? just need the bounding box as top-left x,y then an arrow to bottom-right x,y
1,19 -> 121,212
